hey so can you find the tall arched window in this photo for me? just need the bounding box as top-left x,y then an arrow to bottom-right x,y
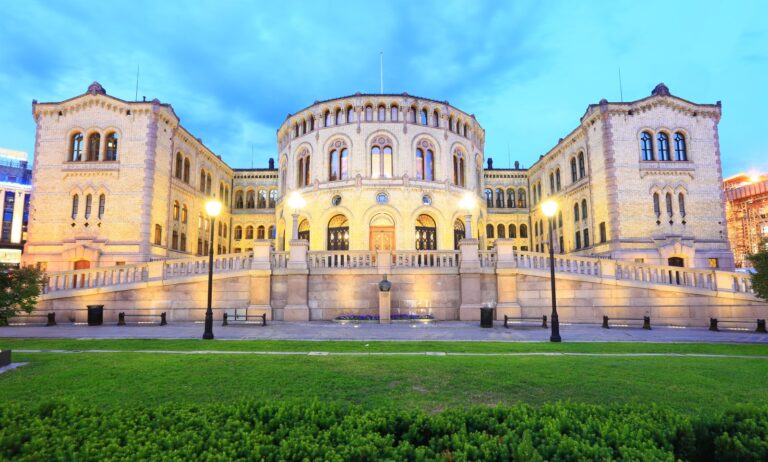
234,191 -> 244,209
297,149 -> 310,187
183,158 -> 190,183
200,170 -> 206,192
346,105 -> 354,123
519,224 -> 528,238
409,106 -> 417,123
246,190 -> 255,208
181,204 -> 187,223
180,233 -> 186,252
420,109 -> 428,125
71,194 -> 79,219
415,140 -> 435,181
578,152 -> 586,178
555,169 -> 561,191
484,188 -> 493,208
486,223 -> 495,239
581,199 -> 588,220
324,110 -> 332,127
640,131 -> 654,160
234,226 -> 242,240
507,189 -> 516,208
509,224 -> 516,238
415,215 -> 437,250
549,172 -> 555,194
453,150 -> 465,186
328,140 -> 349,181
175,153 -> 183,179
245,226 -> 254,240
268,226 -> 275,239
105,132 -> 118,161
98,194 -> 105,219
257,190 -> 267,208
298,219 -> 310,241
371,136 -> 393,178
257,225 -> 265,239
327,215 -> 349,250
453,219 -> 465,250
390,105 -> 399,122
309,116 -> 315,131
448,116 -> 454,132
84,194 -> 92,219
495,188 -> 504,208
301,119 -> 306,134
517,189 -> 527,208
497,224 -> 506,239
678,193 -> 686,217
173,201 -> 180,221
570,157 -> 577,182
206,174 -> 212,196
335,108 -> 343,125
573,203 -> 580,222
87,133 -> 100,161
378,105 -> 386,122
665,192 -> 673,217
70,133 -> 84,161
365,105 -> 373,122
658,133 -> 670,161
432,110 -> 440,127
674,132 -> 687,161
269,190 -> 278,208
653,192 -> 661,217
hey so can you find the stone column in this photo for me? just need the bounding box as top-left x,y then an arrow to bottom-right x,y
494,239 -> 521,320
249,239 -> 273,320
458,239 -> 483,321
283,239 -> 310,321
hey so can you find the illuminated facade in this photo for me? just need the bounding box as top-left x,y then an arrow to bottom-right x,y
0,148 -> 31,266
724,173 -> 768,268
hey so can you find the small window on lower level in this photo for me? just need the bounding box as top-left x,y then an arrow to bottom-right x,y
36,262 -> 47,272
115,261 -> 125,266
708,258 -> 719,268
634,258 -> 645,263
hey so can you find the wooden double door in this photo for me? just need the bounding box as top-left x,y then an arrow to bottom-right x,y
370,226 -> 395,251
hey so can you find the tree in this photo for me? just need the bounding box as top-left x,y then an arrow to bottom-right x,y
747,240 -> 768,301
0,266 -> 45,326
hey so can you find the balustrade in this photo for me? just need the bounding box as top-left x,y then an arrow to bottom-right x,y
391,251 -> 459,268
308,251 -> 375,269
43,263 -> 148,294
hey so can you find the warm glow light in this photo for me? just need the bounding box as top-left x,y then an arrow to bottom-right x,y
205,200 -> 222,217
541,199 -> 558,218
750,174 -> 760,183
458,192 -> 476,211
287,191 -> 306,211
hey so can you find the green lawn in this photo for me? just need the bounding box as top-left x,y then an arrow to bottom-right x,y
1,339 -> 767,414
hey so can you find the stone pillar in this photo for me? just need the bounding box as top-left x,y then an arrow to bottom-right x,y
599,259 -> 617,279
458,239 -> 483,321
249,239 -> 273,320
146,261 -> 165,281
283,239 -> 309,321
494,239 -> 521,320
379,291 -> 391,324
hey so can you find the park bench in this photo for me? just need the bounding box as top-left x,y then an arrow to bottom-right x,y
117,312 -> 167,326
7,312 -> 57,326
602,315 -> 651,330
709,317 -> 766,333
503,314 -> 547,328
222,312 -> 266,326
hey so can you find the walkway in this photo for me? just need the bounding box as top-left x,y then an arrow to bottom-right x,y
1,321 -> 767,343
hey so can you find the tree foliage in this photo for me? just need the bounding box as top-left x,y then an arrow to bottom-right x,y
747,240 -> 768,301
0,265 -> 44,325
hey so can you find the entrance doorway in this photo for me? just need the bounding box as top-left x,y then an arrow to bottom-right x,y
667,256 -> 684,285
74,259 -> 90,288
370,227 -> 395,251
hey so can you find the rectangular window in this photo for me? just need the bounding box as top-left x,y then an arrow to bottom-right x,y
115,261 -> 126,266
708,258 -> 719,268
2,191 -> 15,242
599,222 -> 606,243
575,231 -> 581,250
154,224 -> 162,246
583,228 -> 590,247
36,261 -> 47,272
634,258 -> 645,263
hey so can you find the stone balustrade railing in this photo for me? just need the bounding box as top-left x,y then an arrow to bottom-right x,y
479,250 -> 497,268
391,250 -> 460,268
163,253 -> 254,279
44,262 -> 149,293
514,251 -> 601,277
308,251 -> 375,269
271,251 -> 289,269
614,260 -> 753,293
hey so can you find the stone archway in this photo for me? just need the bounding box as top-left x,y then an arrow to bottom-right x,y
369,213 -> 395,251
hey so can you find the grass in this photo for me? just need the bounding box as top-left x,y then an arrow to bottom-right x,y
1,339 -> 767,414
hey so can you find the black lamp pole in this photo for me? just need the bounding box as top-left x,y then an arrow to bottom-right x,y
202,216 -> 215,340
548,217 -> 562,342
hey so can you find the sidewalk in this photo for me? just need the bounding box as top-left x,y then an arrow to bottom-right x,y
1,321 -> 767,343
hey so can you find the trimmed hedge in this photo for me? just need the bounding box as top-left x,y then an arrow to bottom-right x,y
0,401 -> 766,461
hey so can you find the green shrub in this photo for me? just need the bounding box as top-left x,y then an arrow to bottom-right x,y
0,401 -> 765,461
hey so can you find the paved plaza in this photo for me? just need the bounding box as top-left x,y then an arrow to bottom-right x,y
1,321 -> 767,344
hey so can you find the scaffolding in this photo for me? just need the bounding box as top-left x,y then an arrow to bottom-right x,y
725,176 -> 768,267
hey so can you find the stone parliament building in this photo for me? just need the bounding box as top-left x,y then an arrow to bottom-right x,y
22,82 -> 764,324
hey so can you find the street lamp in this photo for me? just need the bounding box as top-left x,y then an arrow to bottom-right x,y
541,199 -> 561,342
287,191 -> 306,240
202,199 -> 222,340
458,192 -> 476,239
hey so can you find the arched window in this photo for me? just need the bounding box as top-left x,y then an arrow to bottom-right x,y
519,224 -> 528,238
678,193 -> 686,217
175,153 -> 183,179
378,105 -> 386,121
581,199 -> 588,220
371,136 -> 393,178
486,223 -> 495,239
206,174 -> 212,196
309,116 -> 315,131
172,230 -> 179,250
463,124 -> 468,137
234,191 -> 244,209
555,169 -> 561,191
346,105 -> 355,123
433,110 -> 440,127
574,203 -> 580,222
657,132 -> 670,161
105,133 -> 118,161
497,224 -> 506,239
87,133 -> 100,161
298,219 -> 310,241
181,204 -> 187,223
409,106 -> 417,123
268,226 -> 275,239
200,170 -> 206,192
293,123 -> 298,139
449,116 -> 455,132
665,192 -> 673,217
297,149 -> 311,187
549,172 -> 555,194
335,108 -> 343,125
246,190 -> 255,208
223,224 -> 227,238
324,110 -> 332,127
327,215 -> 349,250
420,109 -> 428,125
301,119 -> 306,135
640,131 -> 654,160
183,158 -> 190,183
653,192 -> 661,217
84,194 -> 92,219
269,190 -> 278,208
453,150 -> 465,186
245,226 -> 254,240
365,105 -> 373,122
71,194 -> 79,219
507,189 -> 516,208
328,140 -> 349,181
180,233 -> 186,252
674,132 -> 687,161
456,120 -> 462,135
257,225 -> 265,239
484,188 -> 493,208
570,157 -> 577,182
415,215 -> 437,250
173,201 -> 180,221
257,190 -> 267,208
517,189 -> 527,208
558,211 -> 563,229
98,194 -> 106,219
509,224 -> 516,238
234,226 -> 242,240
70,133 -> 84,161
415,140 -> 435,181
390,105 -> 399,122
578,152 -> 586,178
495,188 -> 504,208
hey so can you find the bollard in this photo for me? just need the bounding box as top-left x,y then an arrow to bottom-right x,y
709,318 -> 718,332
222,312 -> 228,326
602,315 -> 609,329
642,316 -> 652,330
261,313 -> 267,326
757,319 -> 767,334
160,312 -> 167,326
503,315 -> 509,328
46,312 -> 57,326
117,312 -> 126,326
541,315 -> 548,328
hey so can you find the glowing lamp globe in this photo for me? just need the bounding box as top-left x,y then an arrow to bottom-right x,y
541,200 -> 558,218
205,200 -> 222,217
458,193 -> 476,212
287,191 -> 306,211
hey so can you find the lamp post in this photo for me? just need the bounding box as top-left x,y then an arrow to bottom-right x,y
458,192 -> 476,239
541,199 -> 561,342
202,199 -> 222,340
287,191 -> 306,241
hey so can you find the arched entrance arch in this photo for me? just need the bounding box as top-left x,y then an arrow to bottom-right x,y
327,215 -> 350,250
415,214 -> 437,250
453,219 -> 465,250
369,213 -> 395,251
298,219 -> 310,241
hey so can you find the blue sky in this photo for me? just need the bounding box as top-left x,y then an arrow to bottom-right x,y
1,0 -> 766,177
